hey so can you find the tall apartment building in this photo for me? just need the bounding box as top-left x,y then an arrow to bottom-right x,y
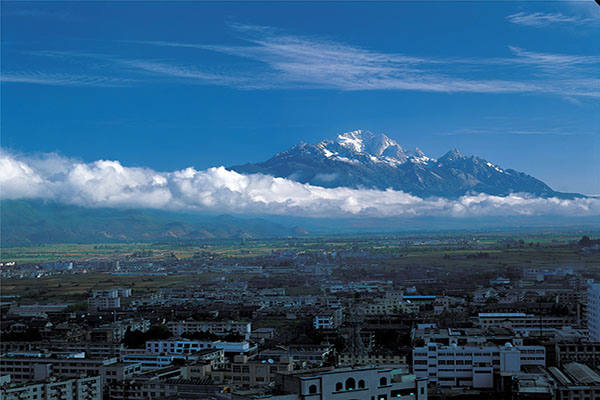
412,342 -> 545,388
588,283 -> 600,342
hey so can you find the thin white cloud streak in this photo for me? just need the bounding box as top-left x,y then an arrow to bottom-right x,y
4,9 -> 78,21
1,151 -> 598,218
507,11 -> 596,27
126,26 -> 600,98
0,72 -> 135,87
508,47 -> 600,70
440,127 -> 591,137
14,26 -> 600,97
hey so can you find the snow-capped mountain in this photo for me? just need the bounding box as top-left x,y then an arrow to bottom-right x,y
315,130 -> 431,166
230,129 -> 580,198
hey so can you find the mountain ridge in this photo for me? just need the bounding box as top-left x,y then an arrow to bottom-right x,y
0,199 -> 307,247
231,129 -> 582,199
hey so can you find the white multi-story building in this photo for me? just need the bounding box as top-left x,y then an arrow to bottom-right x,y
88,288 -> 131,311
167,320 -> 251,340
412,342 -> 545,388
88,296 -> 120,311
589,283 -> 600,342
145,338 -> 254,357
120,347 -> 224,371
145,339 -> 216,354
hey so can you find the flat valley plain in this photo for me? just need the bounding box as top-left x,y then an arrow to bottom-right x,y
2,231 -> 600,305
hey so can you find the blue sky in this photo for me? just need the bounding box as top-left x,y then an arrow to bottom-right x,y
1,1 -> 599,194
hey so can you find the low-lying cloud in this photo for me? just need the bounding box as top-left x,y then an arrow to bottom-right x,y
1,150 -> 599,218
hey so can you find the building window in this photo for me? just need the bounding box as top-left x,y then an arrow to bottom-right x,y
358,380 -> 365,389
309,384 -> 317,394
336,382 -> 343,392
379,377 -> 388,386
346,378 -> 356,390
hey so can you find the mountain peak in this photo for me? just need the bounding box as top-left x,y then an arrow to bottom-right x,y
441,147 -> 464,161
335,129 -> 376,153
332,129 -> 406,160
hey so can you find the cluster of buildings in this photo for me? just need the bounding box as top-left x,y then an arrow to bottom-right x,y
1,244 -> 600,400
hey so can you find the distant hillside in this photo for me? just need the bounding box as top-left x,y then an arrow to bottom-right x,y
0,200 -> 305,247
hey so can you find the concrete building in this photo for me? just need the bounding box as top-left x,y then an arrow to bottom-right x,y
233,366 -> 428,400
522,268 -> 545,282
210,355 -> 293,387
8,304 -> 69,318
120,348 -> 223,371
588,283 -> 600,342
477,312 -> 575,335
0,341 -> 123,359
548,362 -> 600,400
497,367 -> 556,400
0,352 -> 141,386
87,289 -> 131,311
167,320 -> 252,340
87,319 -> 149,343
260,344 -> 334,365
337,353 -> 407,368
552,342 -> 600,367
106,366 -> 230,400
88,296 -> 120,311
0,375 -> 102,400
313,308 -> 343,330
412,342 -> 545,388
411,324 -> 516,347
145,339 -> 217,354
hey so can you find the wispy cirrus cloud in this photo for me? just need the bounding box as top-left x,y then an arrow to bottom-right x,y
123,24 -> 600,98
3,8 -> 78,21
507,11 -> 596,27
6,24 -> 600,98
0,72 -> 136,87
2,150 -> 599,218
440,127 -> 590,137
508,46 -> 600,71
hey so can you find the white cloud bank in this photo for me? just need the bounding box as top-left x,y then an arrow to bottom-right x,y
1,150 -> 599,218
